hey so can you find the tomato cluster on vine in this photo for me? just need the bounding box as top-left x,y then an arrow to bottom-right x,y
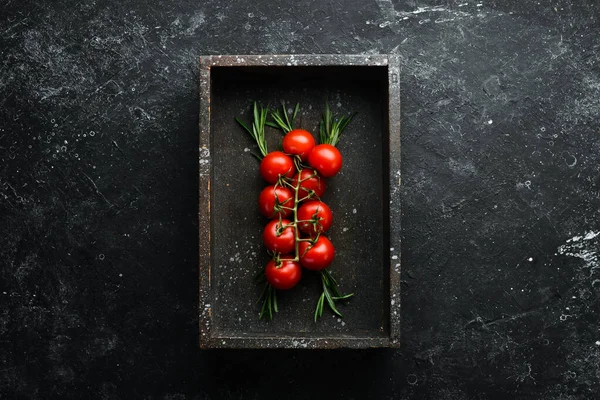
236,102 -> 355,321
258,130 -> 338,291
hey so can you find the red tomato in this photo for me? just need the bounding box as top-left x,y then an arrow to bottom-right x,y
283,129 -> 315,161
258,185 -> 293,218
259,151 -> 295,184
265,258 -> 302,290
308,144 -> 343,178
298,236 -> 335,270
291,169 -> 327,200
263,219 -> 295,254
297,201 -> 333,235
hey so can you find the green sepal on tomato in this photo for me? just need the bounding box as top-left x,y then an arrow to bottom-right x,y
291,169 -> 327,199
265,258 -> 302,290
263,219 -> 295,254
258,185 -> 293,218
299,236 -> 335,271
297,200 -> 333,235
260,151 -> 295,183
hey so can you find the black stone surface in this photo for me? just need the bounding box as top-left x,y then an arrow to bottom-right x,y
1,0 -> 599,398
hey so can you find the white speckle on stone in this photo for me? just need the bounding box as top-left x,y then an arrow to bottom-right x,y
595,341 -> 600,346
487,119 -> 493,125
352,208 -> 357,214
528,257 -> 534,262
392,255 -> 398,260
244,148 -> 250,152
584,231 -> 600,240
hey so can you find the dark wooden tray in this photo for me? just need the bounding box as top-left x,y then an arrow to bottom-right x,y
199,54 -> 401,349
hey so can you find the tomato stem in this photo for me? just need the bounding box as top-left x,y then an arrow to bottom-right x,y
297,194 -> 312,203
291,163 -> 302,263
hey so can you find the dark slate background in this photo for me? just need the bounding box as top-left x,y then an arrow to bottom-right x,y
1,0 -> 599,398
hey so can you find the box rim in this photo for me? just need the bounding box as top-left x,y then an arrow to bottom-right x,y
199,53 -> 390,67
199,54 -> 401,349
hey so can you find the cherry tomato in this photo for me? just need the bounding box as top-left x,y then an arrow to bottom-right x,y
297,201 -> 333,235
258,185 -> 293,218
298,236 -> 335,270
283,129 -> 315,161
260,151 -> 295,184
265,258 -> 302,290
308,144 -> 343,178
291,169 -> 327,200
263,219 -> 295,254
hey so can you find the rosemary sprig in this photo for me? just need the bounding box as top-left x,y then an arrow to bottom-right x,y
235,102 -> 269,158
259,283 -> 278,320
314,292 -> 325,321
254,267 -> 267,284
319,101 -> 357,146
268,102 -> 300,133
314,269 -> 354,321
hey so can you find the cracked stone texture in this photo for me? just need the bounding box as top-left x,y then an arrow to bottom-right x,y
1,0 -> 599,399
